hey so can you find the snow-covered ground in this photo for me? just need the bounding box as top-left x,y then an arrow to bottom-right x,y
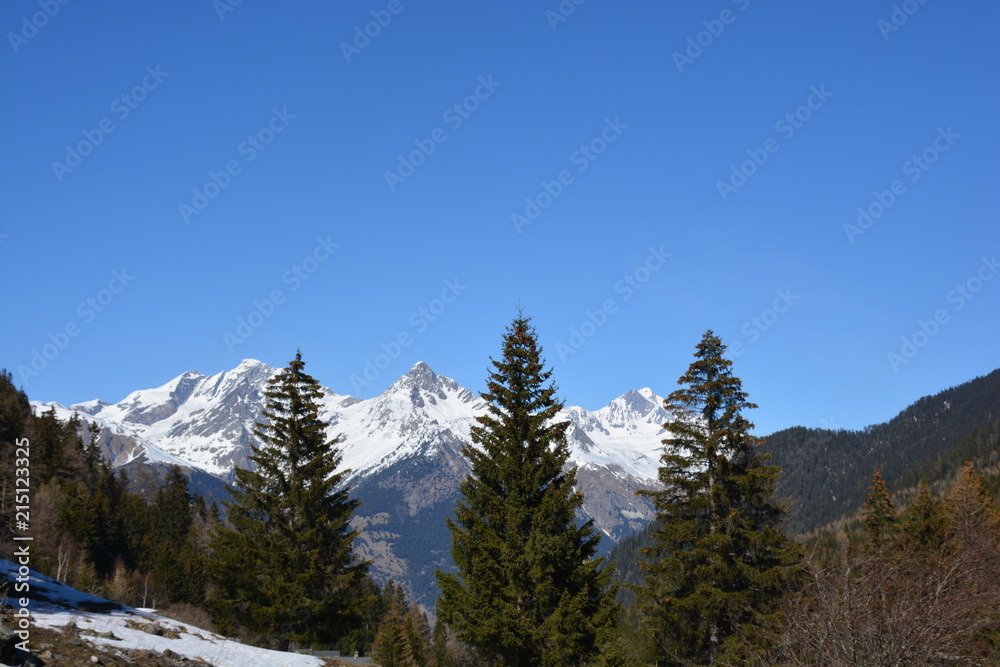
1,559 -> 326,667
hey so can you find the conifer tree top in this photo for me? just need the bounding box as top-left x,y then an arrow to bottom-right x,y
674,329 -> 755,413
664,329 -> 759,458
476,315 -> 563,426
862,466 -> 898,547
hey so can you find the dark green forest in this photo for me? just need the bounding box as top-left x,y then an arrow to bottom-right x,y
762,368 -> 1000,534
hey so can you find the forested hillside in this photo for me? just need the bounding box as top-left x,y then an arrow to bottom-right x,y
611,369 -> 1000,593
763,369 -> 1000,534
0,369 -> 212,611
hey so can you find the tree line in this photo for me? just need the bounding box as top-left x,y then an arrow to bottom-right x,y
760,367 -> 1000,535
3,318 -> 998,665
167,321 -> 803,664
0,379 -> 211,611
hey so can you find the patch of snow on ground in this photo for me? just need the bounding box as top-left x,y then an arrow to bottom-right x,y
30,608 -> 325,667
0,560 -> 324,667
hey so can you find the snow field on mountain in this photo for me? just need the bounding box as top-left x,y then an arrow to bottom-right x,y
30,359 -> 672,488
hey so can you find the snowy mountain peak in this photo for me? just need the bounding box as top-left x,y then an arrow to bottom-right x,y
235,358 -> 274,374
404,360 -> 437,384
385,361 -> 451,401
597,388 -> 668,429
637,387 -> 657,401
621,387 -> 662,413
197,360 -> 276,401
222,359 -> 277,386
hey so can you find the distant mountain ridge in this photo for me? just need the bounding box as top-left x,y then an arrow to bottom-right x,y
760,369 -> 1000,534
32,359 -> 670,605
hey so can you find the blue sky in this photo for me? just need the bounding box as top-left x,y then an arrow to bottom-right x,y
2,0 -> 997,436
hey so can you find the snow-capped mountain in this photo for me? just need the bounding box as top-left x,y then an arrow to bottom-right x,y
32,359 -> 670,605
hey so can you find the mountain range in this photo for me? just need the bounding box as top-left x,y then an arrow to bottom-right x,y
31,359 -> 670,606
31,361 -> 1000,607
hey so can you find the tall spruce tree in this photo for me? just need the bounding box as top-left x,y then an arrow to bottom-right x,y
436,315 -> 618,666
862,466 -> 898,549
639,330 -> 798,664
208,351 -> 368,650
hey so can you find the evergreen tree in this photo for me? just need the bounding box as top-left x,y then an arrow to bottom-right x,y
436,315 -> 618,666
59,463 -> 129,579
372,581 -> 432,666
638,330 -> 798,664
404,602 -> 432,666
371,581 -> 409,666
82,422 -> 102,479
0,370 -> 31,450
945,462 -> 1000,553
901,481 -> 948,549
149,466 -> 206,604
862,466 -> 898,549
151,466 -> 194,544
0,370 -> 35,548
35,405 -> 67,482
208,351 -> 368,649
335,576 -> 386,655
432,617 -> 452,667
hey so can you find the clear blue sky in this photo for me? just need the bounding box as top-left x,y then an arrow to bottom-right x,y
2,0 -> 998,435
